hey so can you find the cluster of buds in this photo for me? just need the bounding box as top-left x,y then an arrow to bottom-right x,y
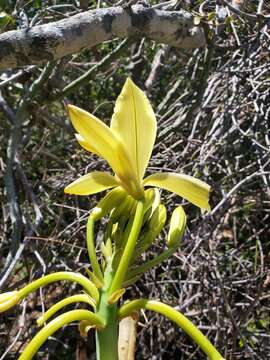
0,186 -> 187,313
89,186 -> 186,290
0,187 -> 187,358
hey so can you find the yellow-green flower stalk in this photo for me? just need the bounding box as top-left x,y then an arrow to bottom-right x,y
17,271 -> 99,303
19,310 -> 104,360
64,78 -> 210,210
119,300 -> 225,360
36,294 -> 96,327
0,272 -> 99,313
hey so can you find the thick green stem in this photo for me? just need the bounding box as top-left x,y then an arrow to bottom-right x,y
94,200 -> 145,359
96,299 -> 118,360
96,263 -> 118,360
109,199 -> 145,295
119,299 -> 224,360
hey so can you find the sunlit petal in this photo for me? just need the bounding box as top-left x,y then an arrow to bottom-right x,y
64,172 -> 118,195
68,105 -> 129,176
75,134 -> 101,157
143,173 -> 210,210
111,78 -> 157,181
68,105 -> 141,197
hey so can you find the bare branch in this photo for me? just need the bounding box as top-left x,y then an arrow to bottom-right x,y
0,5 -> 205,70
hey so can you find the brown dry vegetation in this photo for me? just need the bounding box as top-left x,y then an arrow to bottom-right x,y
0,1 -> 269,359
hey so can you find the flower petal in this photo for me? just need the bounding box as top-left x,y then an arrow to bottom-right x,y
68,105 -> 126,173
64,172 -> 118,195
68,105 -> 142,198
111,78 -> 157,181
143,173 -> 210,210
75,134 -> 101,157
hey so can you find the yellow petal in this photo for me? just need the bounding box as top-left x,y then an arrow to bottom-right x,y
111,78 -> 157,181
75,133 -> 101,157
68,105 -> 129,176
143,173 -> 210,210
64,172 -> 118,195
68,105 -> 142,198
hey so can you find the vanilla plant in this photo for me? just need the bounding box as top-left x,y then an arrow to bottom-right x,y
0,79 -> 224,360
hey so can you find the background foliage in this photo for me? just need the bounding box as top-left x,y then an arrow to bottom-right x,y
0,0 -> 269,359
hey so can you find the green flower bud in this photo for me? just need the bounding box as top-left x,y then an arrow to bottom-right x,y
91,187 -> 127,220
167,206 -> 186,249
133,204 -> 167,260
142,207 -> 152,226
144,188 -> 155,213
0,291 -> 20,313
151,188 -> 161,214
100,241 -> 112,262
111,221 -> 126,248
149,204 -> 167,230
142,188 -> 161,225
109,195 -> 135,223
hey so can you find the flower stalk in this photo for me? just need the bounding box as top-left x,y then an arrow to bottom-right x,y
19,310 -> 104,360
36,294 -> 96,327
95,261 -> 119,360
109,199 -> 145,295
119,300 -> 225,360
18,271 -> 99,303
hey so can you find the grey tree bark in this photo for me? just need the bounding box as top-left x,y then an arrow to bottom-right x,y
0,5 -> 205,70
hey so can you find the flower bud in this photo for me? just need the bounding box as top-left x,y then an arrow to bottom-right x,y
151,188 -> 160,214
91,187 -> 127,220
0,291 -> 20,313
101,241 -> 112,262
143,188 -> 155,213
167,206 -> 186,248
142,188 -> 161,225
149,204 -> 167,231
142,207 -> 152,226
133,204 -> 167,259
109,195 -> 135,223
110,222 -> 123,246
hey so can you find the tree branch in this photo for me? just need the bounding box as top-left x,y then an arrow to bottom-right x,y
0,5 -> 205,70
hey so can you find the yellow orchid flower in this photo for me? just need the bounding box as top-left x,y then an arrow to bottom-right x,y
64,78 -> 210,210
